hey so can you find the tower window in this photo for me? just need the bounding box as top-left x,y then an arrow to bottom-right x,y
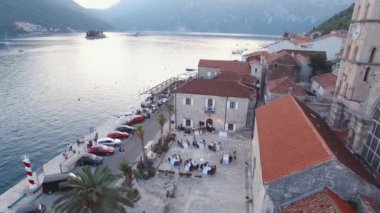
345,45 -> 351,59
369,48 -> 377,63
355,5 -> 361,20
364,67 -> 371,82
364,3 -> 370,20
352,46 -> 359,61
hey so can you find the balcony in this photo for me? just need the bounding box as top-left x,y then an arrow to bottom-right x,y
204,106 -> 215,113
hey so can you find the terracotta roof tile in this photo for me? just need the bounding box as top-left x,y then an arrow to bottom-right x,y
290,36 -> 313,45
175,78 -> 255,98
268,77 -> 308,96
198,59 -> 250,74
256,95 -> 380,187
243,50 -> 269,58
312,73 -> 337,88
256,95 -> 333,183
282,188 -> 356,213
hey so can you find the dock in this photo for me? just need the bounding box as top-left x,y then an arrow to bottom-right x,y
139,72 -> 196,95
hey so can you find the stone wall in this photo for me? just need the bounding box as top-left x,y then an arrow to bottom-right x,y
266,160 -> 380,207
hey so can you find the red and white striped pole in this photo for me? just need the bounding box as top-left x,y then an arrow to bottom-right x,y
21,155 -> 37,190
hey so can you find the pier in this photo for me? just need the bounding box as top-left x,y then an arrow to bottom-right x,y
139,72 -> 196,95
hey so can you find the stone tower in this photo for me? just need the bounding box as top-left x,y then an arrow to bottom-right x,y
328,0 -> 380,173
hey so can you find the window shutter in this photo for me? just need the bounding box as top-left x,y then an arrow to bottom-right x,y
224,123 -> 228,130
205,99 -> 208,108
183,119 -> 186,126
233,124 -> 236,131
183,98 -> 186,105
212,99 -> 215,108
235,102 -> 238,109
191,98 -> 194,106
227,101 -> 230,109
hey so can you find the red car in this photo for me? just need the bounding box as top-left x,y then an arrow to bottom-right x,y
107,131 -> 129,139
89,144 -> 115,156
127,115 -> 145,125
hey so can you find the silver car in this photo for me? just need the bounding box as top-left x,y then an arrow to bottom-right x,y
97,137 -> 121,147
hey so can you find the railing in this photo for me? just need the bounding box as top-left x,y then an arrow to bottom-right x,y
204,106 -> 215,113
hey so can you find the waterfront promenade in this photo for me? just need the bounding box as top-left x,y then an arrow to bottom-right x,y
0,105 -> 168,212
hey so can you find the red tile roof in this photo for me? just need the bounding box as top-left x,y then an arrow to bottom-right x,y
312,73 -> 337,88
175,78 -> 255,98
268,77 -> 308,96
290,36 -> 313,45
198,59 -> 250,74
282,188 -> 356,213
256,95 -> 380,187
243,50 -> 269,58
279,49 -> 327,59
214,72 -> 258,86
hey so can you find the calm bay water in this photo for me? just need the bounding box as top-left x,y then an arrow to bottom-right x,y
0,32 -> 272,194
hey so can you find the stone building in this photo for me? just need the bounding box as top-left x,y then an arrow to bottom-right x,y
327,0 -> 380,174
265,77 -> 308,103
252,95 -> 380,212
174,78 -> 256,132
311,72 -> 337,100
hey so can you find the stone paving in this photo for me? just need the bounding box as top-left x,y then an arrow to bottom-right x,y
128,131 -> 252,213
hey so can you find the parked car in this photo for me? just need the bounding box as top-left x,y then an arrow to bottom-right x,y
127,115 -> 145,125
116,125 -> 135,134
42,173 -> 77,194
75,153 -> 103,167
89,144 -> 115,156
15,203 -> 46,213
107,131 -> 129,139
97,137 -> 122,147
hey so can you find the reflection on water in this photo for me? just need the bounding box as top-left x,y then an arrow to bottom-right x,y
0,33 -> 272,193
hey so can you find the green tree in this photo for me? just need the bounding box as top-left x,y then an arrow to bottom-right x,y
309,53 -> 330,76
156,113 -> 167,145
166,104 -> 175,132
135,126 -> 147,163
52,166 -> 134,213
119,160 -> 133,188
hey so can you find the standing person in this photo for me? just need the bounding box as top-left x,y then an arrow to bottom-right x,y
76,139 -> 80,147
94,132 -> 98,142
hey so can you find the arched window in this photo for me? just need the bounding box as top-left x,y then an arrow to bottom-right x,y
362,104 -> 380,173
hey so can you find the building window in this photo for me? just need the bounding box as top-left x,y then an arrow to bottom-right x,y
364,67 -> 371,82
274,63 -> 278,69
229,101 -> 236,109
185,98 -> 191,105
363,104 -> 380,173
207,98 -> 213,107
254,68 -> 258,73
207,71 -> 211,77
364,3 -> 370,20
185,119 -> 191,127
228,123 -> 234,131
369,48 -> 377,63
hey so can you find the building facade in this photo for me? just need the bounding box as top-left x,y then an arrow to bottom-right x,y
174,78 -> 255,132
311,72 -> 337,100
328,0 -> 380,174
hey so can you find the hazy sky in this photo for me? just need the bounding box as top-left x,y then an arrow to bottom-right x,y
74,0 -> 120,9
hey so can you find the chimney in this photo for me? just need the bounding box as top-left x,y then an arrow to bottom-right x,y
288,87 -> 294,95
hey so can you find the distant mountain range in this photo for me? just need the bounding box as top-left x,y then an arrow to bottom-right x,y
0,0 -> 354,38
312,4 -> 354,34
0,0 -> 111,38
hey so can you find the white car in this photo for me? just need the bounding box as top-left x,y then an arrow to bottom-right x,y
97,137 -> 122,147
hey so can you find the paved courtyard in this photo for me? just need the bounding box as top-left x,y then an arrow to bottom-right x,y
128,131 -> 252,213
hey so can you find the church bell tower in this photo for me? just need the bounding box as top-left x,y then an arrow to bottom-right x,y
328,0 -> 380,172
